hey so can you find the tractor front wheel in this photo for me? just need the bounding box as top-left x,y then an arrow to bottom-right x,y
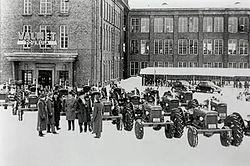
172,110 -> 185,138
220,126 -> 231,147
135,120 -> 144,139
187,126 -> 198,148
116,117 -> 123,131
123,111 -> 134,131
164,123 -> 174,139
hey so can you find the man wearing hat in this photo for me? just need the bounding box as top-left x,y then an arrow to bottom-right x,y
37,93 -> 47,137
92,92 -> 103,138
46,92 -> 57,134
65,91 -> 77,131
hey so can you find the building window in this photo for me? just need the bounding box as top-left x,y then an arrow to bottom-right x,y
59,71 -> 69,84
228,39 -> 237,55
60,25 -> 68,49
178,17 -> 188,32
203,17 -> 213,32
24,0 -> 32,15
40,25 -> 51,49
228,62 -> 237,68
189,17 -> 198,32
178,62 -> 187,68
239,17 -> 249,32
130,40 -> 139,54
22,70 -> 33,85
140,40 -> 149,55
154,62 -> 164,67
239,40 -> 248,55
178,39 -> 187,55
189,39 -> 198,55
131,18 -> 140,33
60,0 -> 69,14
214,39 -> 223,55
228,17 -> 238,33
141,62 -> 148,69
154,18 -> 163,33
23,25 -> 31,49
164,62 -> 169,67
40,0 -> 52,15
164,39 -> 173,55
154,40 -> 163,54
239,62 -> 248,68
165,17 -> 173,33
189,62 -> 198,67
141,18 -> 149,33
203,63 -> 212,68
214,62 -> 223,68
203,39 -> 212,55
214,17 -> 224,32
130,62 -> 139,76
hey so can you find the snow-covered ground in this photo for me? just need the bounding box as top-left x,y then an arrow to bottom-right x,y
0,87 -> 250,166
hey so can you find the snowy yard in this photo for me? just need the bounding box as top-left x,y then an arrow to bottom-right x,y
0,87 -> 250,166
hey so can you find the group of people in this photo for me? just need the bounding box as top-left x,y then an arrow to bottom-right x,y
37,89 -> 104,139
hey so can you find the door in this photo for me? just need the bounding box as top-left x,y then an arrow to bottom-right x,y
38,70 -> 52,88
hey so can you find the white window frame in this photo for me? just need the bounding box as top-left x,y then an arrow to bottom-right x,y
164,39 -> 173,55
24,0 -> 32,15
214,17 -> 224,32
228,17 -> 238,33
140,40 -> 149,55
164,17 -> 173,33
189,17 -> 198,32
154,18 -> 164,33
214,39 -> 223,55
40,25 -> 51,49
131,18 -> 140,33
141,18 -> 149,33
214,62 -> 223,68
239,39 -> 248,55
154,40 -> 163,54
60,0 -> 69,14
23,25 -> 31,49
141,62 -> 148,69
189,39 -> 198,55
203,17 -> 213,32
203,39 -> 213,55
178,39 -> 187,55
178,17 -> 188,32
40,0 -> 52,15
130,62 -> 139,76
228,39 -> 237,55
60,25 -> 68,49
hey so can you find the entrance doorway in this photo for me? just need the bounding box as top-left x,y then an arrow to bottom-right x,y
38,70 -> 52,88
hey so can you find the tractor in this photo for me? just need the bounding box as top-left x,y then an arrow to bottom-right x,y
180,99 -> 243,148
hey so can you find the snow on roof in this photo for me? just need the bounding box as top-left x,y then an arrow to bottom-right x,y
140,67 -> 250,77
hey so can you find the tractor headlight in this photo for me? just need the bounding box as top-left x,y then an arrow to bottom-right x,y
146,111 -> 149,115
127,99 -> 130,102
199,116 -> 204,121
165,103 -> 168,107
211,107 -> 215,111
181,95 -> 184,98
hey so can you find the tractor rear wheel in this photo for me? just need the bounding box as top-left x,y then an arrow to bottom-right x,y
232,112 -> 245,130
123,111 -> 134,131
220,126 -> 231,147
172,110 -> 185,138
187,126 -> 198,148
224,114 -> 243,147
135,120 -> 144,139
164,123 -> 174,139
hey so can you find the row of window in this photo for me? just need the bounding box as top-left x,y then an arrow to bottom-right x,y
24,0 -> 69,15
130,39 -> 249,55
103,0 -> 121,28
102,59 -> 121,81
130,61 -> 249,76
22,25 -> 68,49
131,16 -> 249,33
102,25 -> 121,53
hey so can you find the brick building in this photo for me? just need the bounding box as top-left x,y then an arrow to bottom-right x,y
127,8 -> 250,77
0,0 -> 129,87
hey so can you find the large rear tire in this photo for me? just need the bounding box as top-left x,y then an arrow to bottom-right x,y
135,120 -> 144,139
164,123 -> 174,139
116,117 -> 123,131
220,126 -> 231,147
224,114 -> 243,147
171,110 -> 185,138
187,126 -> 198,148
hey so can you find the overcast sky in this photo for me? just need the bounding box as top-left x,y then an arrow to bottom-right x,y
129,0 -> 250,8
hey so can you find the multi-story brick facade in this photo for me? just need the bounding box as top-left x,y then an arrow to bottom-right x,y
0,0 -> 129,87
127,8 -> 250,77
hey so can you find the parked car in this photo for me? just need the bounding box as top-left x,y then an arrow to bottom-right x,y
171,80 -> 194,92
195,81 -> 222,93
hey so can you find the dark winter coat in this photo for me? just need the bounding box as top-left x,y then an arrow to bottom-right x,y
92,101 -> 103,134
65,97 -> 77,120
46,98 -> 55,125
76,97 -> 91,124
37,99 -> 47,131
53,98 -> 62,122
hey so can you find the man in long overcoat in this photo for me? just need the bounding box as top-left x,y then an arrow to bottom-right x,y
53,92 -> 62,130
46,92 -> 57,134
37,93 -> 47,137
92,92 -> 103,138
65,91 -> 77,131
